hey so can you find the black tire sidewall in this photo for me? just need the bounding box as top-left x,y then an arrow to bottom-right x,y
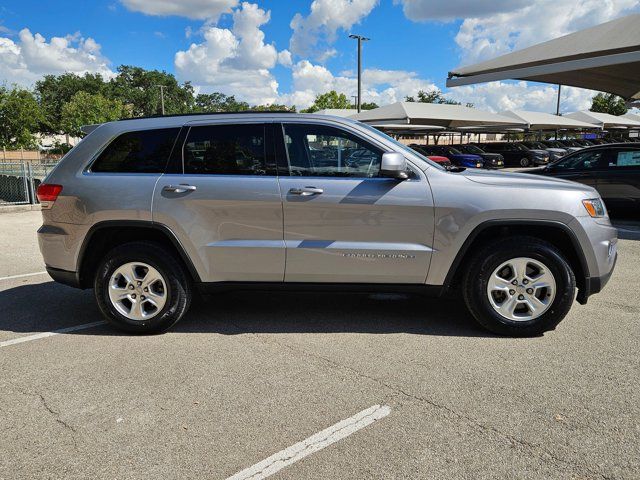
465,241 -> 575,336
94,243 -> 190,334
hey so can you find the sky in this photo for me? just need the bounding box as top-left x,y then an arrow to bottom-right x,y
1,0 -> 639,112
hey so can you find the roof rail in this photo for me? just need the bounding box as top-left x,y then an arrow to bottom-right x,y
116,110 -> 297,122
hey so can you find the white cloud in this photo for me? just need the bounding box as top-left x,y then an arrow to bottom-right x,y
0,28 -> 114,87
277,49 -> 293,67
446,81 -> 597,113
289,0 -> 378,58
394,0 -> 528,21
455,0 -> 640,65
398,0 -> 640,114
120,0 -> 238,20
174,2 -> 281,104
277,60 -> 437,108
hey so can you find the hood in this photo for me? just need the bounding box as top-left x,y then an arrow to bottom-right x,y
461,168 -> 596,193
529,149 -> 549,156
545,148 -> 566,153
480,152 -> 502,159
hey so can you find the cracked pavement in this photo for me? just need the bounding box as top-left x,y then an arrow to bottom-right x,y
0,211 -> 638,479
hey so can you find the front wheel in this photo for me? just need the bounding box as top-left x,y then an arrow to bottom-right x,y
462,236 -> 575,336
519,157 -> 531,167
94,241 -> 192,333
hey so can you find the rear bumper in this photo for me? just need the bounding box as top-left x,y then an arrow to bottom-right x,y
46,266 -> 82,289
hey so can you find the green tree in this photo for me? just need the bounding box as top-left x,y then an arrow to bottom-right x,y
0,86 -> 43,149
60,91 -> 127,138
106,65 -> 195,117
590,92 -> 628,116
35,72 -> 107,134
405,89 -> 461,105
194,92 -> 250,112
303,90 -> 351,113
251,103 -> 296,112
360,101 -> 378,110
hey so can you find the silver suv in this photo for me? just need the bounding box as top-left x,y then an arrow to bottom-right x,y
37,113 -> 617,336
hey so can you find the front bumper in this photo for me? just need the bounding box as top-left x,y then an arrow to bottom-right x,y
533,157 -> 550,165
577,252 -> 616,304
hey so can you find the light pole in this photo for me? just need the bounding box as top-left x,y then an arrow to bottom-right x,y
156,85 -> 167,115
349,34 -> 369,113
555,84 -> 562,140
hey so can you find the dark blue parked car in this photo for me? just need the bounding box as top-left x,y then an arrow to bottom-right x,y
412,144 -> 484,168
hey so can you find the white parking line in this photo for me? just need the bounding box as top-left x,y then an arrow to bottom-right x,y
0,321 -> 107,348
0,271 -> 48,281
226,404 -> 391,480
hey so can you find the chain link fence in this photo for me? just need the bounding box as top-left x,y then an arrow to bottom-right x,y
0,162 -> 59,205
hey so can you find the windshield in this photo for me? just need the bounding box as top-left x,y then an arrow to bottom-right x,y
552,150 -> 604,169
358,123 -> 445,171
512,143 -> 529,151
446,147 -> 463,155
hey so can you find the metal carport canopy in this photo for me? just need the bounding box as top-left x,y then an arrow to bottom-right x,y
499,110 -> 601,130
351,102 -> 525,129
564,110 -> 640,129
446,14 -> 640,100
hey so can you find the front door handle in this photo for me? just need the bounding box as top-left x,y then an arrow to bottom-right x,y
289,186 -> 324,196
163,184 -> 197,193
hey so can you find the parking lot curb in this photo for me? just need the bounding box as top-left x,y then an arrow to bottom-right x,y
0,204 -> 41,214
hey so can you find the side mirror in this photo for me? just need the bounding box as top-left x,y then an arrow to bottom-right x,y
380,152 -> 409,180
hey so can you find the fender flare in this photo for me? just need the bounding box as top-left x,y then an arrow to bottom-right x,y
442,219 -> 590,291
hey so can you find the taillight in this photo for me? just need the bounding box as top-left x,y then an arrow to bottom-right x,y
37,183 -> 63,208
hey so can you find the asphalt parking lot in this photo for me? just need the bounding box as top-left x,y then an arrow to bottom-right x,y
1,210 -> 639,479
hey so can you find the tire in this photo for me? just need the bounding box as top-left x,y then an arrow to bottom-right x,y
94,241 -> 192,334
462,236 -> 575,337
519,157 -> 530,167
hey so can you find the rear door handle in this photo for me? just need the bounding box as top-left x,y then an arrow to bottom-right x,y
289,186 -> 324,196
163,184 -> 197,193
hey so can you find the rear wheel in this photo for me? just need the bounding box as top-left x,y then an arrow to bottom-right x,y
463,236 -> 575,336
519,157 -> 531,167
94,241 -> 192,333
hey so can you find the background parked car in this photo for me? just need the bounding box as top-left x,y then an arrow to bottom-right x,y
541,140 -> 582,153
479,142 -> 549,167
454,144 -> 504,169
410,144 -> 484,168
426,155 -> 452,167
521,141 -> 567,161
529,143 -> 640,217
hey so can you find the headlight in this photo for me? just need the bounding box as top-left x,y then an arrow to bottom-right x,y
582,198 -> 607,217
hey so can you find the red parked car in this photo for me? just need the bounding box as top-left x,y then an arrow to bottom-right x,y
427,155 -> 452,167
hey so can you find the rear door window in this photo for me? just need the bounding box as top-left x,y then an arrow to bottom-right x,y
91,128 -> 180,173
183,123 -> 273,175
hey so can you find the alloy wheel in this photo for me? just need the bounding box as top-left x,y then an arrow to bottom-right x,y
486,257 -> 556,321
108,262 -> 167,321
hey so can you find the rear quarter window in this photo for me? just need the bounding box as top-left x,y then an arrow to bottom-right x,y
91,128 -> 180,173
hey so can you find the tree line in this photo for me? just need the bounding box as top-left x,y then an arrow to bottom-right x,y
0,64 -> 467,150
2,63 -> 626,150
0,65 -> 297,150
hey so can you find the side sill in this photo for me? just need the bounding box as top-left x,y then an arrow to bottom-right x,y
46,267 -> 84,289
196,282 -> 445,296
